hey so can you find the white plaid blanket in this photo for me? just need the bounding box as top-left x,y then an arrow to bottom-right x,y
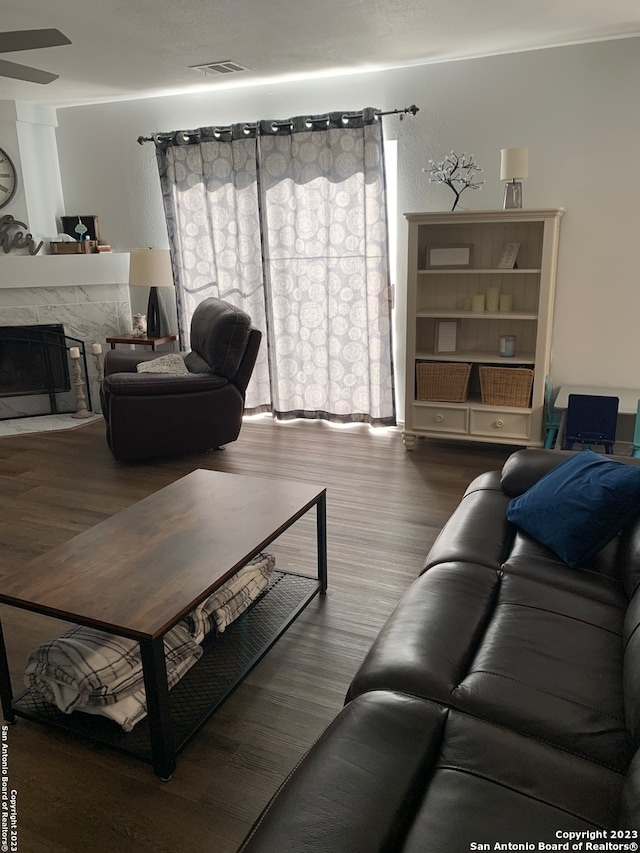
25,552 -> 275,731
185,551 -> 275,642
25,620 -> 202,731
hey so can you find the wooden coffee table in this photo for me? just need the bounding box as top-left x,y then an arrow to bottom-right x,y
0,470 -> 327,779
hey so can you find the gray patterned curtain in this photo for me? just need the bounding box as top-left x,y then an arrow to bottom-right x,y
155,108 -> 395,425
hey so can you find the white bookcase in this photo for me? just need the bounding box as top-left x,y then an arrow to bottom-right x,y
403,209 -> 564,450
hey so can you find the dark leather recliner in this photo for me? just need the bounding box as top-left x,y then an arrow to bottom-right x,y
100,297 -> 261,461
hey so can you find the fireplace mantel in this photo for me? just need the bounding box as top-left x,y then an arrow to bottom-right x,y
0,253 -> 133,419
0,253 -> 129,289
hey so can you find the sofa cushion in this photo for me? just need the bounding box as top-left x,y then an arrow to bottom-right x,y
239,691 -> 625,853
506,449 -> 640,569
505,534 -> 626,601
347,562 -> 632,771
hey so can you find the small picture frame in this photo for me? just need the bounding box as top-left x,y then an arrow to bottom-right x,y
425,244 -> 473,269
61,215 -> 101,243
434,319 -> 458,354
497,241 -> 520,269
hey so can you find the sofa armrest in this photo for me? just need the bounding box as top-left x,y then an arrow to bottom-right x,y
102,372 -> 228,397
500,449 -> 576,496
424,471 -> 513,572
103,349 -> 165,376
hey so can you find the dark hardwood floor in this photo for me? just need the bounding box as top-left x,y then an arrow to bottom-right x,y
0,416 -> 514,853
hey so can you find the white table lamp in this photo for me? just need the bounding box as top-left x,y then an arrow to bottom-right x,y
500,147 -> 528,209
128,248 -> 174,337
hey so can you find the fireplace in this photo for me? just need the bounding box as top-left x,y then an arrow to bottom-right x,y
0,324 -> 81,419
0,324 -> 71,397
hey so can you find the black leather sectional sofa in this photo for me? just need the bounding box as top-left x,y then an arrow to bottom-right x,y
239,449 -> 640,851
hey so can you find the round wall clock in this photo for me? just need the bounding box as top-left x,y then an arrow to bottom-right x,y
0,146 -> 17,209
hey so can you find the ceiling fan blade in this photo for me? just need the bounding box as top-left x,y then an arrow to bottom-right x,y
0,29 -> 71,54
0,58 -> 58,84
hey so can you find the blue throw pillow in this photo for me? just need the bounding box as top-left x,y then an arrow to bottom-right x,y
506,450 -> 640,568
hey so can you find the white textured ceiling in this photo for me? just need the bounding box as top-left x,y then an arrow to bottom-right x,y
2,0 -> 640,107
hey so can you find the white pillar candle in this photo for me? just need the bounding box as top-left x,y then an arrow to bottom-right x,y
69,346 -> 80,359
471,294 -> 485,313
485,287 -> 500,312
92,343 -> 103,354
499,294 -> 513,312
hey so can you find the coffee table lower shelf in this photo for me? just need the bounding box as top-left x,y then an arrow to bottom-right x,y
12,570 -> 320,766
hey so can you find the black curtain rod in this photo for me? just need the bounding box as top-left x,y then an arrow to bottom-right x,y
136,104 -> 419,145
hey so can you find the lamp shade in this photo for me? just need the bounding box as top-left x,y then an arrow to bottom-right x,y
128,248 -> 174,288
500,147 -> 529,181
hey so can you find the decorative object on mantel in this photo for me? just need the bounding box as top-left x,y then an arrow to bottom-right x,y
128,248 -> 174,337
0,146 -> 17,210
68,347 -> 93,419
425,151 -> 484,211
73,217 -> 87,241
50,239 -> 99,254
53,216 -> 104,254
0,214 -> 43,255
61,215 -> 100,243
500,147 -> 528,209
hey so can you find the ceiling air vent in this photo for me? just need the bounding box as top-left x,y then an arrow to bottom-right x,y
191,60 -> 247,75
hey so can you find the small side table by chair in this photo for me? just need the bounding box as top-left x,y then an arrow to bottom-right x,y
106,334 -> 177,351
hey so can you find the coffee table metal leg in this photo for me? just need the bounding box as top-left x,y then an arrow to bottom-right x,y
140,637 -> 175,780
0,620 -> 15,723
317,491 -> 328,594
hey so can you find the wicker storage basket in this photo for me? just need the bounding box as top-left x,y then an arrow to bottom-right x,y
416,362 -> 471,402
479,366 -> 534,407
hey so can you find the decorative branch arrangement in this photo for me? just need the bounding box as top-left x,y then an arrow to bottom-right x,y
425,151 -> 484,211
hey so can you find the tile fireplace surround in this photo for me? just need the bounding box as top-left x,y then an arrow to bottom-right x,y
0,254 -> 131,418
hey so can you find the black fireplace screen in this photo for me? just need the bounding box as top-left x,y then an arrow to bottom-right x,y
0,324 -> 71,398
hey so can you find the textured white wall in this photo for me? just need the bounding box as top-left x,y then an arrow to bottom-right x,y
54,37 -> 640,404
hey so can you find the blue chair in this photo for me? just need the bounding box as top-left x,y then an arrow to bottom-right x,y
543,375 -> 563,449
563,394 -> 619,454
632,400 -> 640,458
